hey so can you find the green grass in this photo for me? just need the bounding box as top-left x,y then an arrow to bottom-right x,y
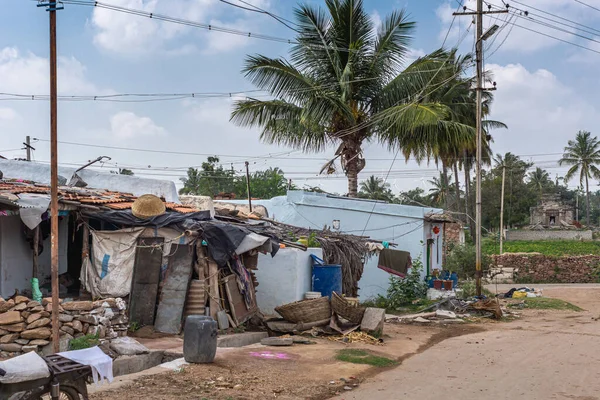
483,239 -> 600,257
508,297 -> 583,311
69,334 -> 100,350
335,349 -> 396,367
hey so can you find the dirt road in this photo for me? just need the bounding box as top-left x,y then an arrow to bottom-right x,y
333,284 -> 600,400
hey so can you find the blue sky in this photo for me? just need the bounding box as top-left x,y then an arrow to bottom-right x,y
2,0 -> 600,194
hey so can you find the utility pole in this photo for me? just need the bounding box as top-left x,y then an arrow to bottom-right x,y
23,136 -> 36,161
499,165 -> 506,254
454,2 -> 507,296
38,0 -> 63,352
245,161 -> 252,212
576,187 -> 580,221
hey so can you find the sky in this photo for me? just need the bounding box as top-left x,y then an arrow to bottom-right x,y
2,0 -> 600,195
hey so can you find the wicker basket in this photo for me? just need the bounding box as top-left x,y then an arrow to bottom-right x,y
331,292 -> 365,324
274,297 -> 331,323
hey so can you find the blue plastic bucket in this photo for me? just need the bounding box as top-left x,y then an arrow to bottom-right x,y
310,254 -> 342,298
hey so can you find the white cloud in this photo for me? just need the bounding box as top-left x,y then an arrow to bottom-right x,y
487,63 -> 597,158
0,108 -> 18,121
371,10 -> 382,34
90,0 -> 274,56
110,111 -> 167,139
0,47 -> 104,95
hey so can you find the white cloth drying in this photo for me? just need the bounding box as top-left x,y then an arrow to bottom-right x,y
59,346 -> 113,385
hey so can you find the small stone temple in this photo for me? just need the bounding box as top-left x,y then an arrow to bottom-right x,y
530,194 -> 575,227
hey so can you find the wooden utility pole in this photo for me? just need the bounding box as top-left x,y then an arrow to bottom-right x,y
39,0 -> 63,352
499,165 -> 506,254
454,2 -> 506,297
245,161 -> 252,212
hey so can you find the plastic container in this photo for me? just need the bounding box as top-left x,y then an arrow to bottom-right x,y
450,272 -> 458,288
443,280 -> 453,291
310,254 -> 342,298
183,315 -> 218,363
304,291 -> 322,300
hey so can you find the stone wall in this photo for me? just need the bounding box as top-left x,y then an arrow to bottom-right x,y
506,230 -> 593,241
0,296 -> 129,358
491,253 -> 600,283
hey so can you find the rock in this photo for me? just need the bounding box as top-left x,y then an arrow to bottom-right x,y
21,327 -> 52,340
98,325 -> 106,338
9,302 -> 27,312
21,311 -> 31,319
15,339 -> 29,345
110,337 -> 148,356
110,315 -> 128,325
59,314 -> 74,323
104,308 -> 115,319
0,329 -> 8,335
42,297 -> 62,306
2,323 -> 26,332
0,334 -> 20,343
45,304 -> 64,313
98,317 -> 111,326
0,343 -> 22,352
414,317 -> 431,323
27,301 -> 41,309
30,306 -> 44,313
0,300 -> 15,313
42,334 -> 72,355
435,310 -> 457,319
82,323 -> 89,334
344,386 -> 353,391
0,311 -> 23,325
233,384 -> 243,390
98,343 -> 118,359
72,320 -> 83,332
27,318 -> 51,330
106,328 -> 117,339
62,301 -> 93,312
64,322 -> 73,327
22,345 -> 38,353
360,307 -> 385,336
87,325 -> 100,336
261,337 -> 293,346
40,312 -> 50,318
61,326 -> 75,336
30,339 -> 50,346
78,315 -> 98,325
14,295 -> 29,305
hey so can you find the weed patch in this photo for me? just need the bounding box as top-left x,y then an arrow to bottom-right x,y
335,349 -> 396,367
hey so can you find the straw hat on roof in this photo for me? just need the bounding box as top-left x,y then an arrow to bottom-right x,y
131,194 -> 166,219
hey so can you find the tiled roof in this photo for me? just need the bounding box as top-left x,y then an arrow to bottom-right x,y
0,180 -> 199,214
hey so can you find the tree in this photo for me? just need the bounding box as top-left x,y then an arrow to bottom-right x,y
358,175 -> 394,202
243,167 -> 290,199
231,0 -> 474,197
428,172 -> 452,207
397,187 -> 433,207
527,167 -> 552,195
179,156 -> 237,196
559,130 -> 600,225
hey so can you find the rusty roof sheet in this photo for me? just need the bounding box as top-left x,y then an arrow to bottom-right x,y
0,180 -> 194,215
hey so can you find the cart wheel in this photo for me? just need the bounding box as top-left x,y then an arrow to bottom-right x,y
38,386 -> 83,400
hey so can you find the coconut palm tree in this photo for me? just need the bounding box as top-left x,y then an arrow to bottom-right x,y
428,172 -> 452,207
231,0 -> 475,197
358,175 -> 394,202
559,130 -> 600,225
528,167 -> 552,195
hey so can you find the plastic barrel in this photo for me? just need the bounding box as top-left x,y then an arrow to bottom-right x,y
312,265 -> 342,298
183,315 -> 218,363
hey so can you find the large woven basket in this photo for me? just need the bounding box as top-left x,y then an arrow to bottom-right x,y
331,292 -> 365,324
274,297 -> 331,323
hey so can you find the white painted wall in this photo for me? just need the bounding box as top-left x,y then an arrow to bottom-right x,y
0,216 -> 68,297
255,247 -> 322,315
223,191 -> 444,300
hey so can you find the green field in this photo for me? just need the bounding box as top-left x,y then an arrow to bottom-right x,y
483,239 -> 600,257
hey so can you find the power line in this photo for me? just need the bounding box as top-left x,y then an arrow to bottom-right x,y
573,0 -> 600,13
218,0 -> 300,32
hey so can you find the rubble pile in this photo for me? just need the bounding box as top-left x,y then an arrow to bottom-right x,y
0,296 -> 128,357
492,254 -> 600,283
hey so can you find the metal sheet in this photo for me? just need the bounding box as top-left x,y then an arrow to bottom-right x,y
154,244 -> 193,334
129,237 -> 164,326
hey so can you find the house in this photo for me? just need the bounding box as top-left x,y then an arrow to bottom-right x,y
220,191 -> 463,299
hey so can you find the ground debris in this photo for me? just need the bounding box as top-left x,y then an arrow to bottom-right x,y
327,331 -> 382,345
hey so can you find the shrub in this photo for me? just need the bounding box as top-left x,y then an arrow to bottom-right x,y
445,243 -> 492,279
69,334 -> 100,351
385,256 -> 428,310
457,279 -> 494,299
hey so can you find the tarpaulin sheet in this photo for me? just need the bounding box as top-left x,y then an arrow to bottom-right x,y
81,227 -> 144,298
82,209 -> 211,228
16,193 -> 51,229
377,249 -> 412,278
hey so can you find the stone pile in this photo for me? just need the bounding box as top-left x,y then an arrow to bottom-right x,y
491,254 -> 600,283
0,296 -> 129,357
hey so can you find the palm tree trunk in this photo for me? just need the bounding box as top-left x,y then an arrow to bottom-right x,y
464,153 -> 475,242
442,160 -> 449,210
586,174 -> 591,226
453,161 -> 461,213
346,159 -> 359,198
